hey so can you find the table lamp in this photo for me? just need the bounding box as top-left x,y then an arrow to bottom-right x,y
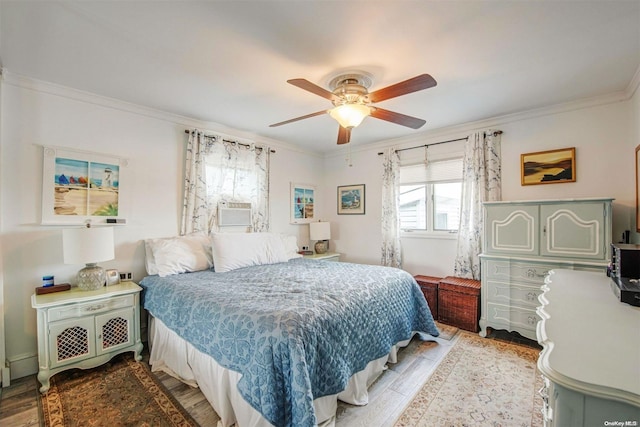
63,224 -> 115,291
309,221 -> 331,255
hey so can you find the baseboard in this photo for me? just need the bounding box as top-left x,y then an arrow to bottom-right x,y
8,353 -> 38,381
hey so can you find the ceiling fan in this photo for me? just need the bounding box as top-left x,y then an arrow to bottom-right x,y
269,72 -> 437,145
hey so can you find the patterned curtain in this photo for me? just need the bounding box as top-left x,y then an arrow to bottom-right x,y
181,130 -> 271,235
381,147 -> 402,268
453,130 -> 502,280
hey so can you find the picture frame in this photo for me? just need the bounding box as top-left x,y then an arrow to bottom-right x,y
636,145 -> 640,232
521,147 -> 575,186
42,146 -> 129,225
290,182 -> 316,224
338,184 -> 365,215
105,269 -> 120,286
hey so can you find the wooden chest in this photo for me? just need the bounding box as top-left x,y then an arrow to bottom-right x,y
414,275 -> 440,320
438,276 -> 481,332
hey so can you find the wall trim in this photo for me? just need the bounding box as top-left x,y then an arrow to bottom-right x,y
3,68 -> 634,161
1,70 -> 320,157
324,89 -> 630,159
7,352 -> 38,381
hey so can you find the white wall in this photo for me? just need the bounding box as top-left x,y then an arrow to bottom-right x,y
0,75 -> 324,379
325,94 -> 636,277
1,72 -> 638,381
631,78 -> 640,244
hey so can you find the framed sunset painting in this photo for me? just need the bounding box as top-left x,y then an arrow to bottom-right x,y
521,147 -> 575,186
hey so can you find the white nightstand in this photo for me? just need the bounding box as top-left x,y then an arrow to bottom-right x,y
303,252 -> 341,262
31,281 -> 143,393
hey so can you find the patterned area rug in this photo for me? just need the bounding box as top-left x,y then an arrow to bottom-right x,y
395,331 -> 543,427
38,354 -> 203,427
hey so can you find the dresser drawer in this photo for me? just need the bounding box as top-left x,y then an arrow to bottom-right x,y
485,280 -> 542,308
48,295 -> 134,321
486,302 -> 540,337
484,259 -> 556,285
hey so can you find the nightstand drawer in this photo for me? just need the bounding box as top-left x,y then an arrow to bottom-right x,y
48,294 -> 134,321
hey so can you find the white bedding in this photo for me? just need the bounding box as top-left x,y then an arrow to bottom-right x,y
148,316 -> 413,427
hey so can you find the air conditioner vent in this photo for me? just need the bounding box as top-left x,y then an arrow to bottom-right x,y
218,202 -> 252,227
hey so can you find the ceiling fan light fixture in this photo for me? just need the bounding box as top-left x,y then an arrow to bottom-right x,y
329,104 -> 371,129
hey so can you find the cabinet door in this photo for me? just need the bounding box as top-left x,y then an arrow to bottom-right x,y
484,204 -> 539,256
49,317 -> 96,368
540,202 -> 607,260
95,307 -> 134,355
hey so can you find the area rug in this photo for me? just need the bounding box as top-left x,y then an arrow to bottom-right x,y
434,322 -> 459,340
395,331 -> 543,427
38,354 -> 203,427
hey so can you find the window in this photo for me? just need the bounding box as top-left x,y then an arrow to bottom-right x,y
399,157 -> 463,233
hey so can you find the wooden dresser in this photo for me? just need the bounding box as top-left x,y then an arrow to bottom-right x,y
479,197 -> 613,340
537,269 -> 640,426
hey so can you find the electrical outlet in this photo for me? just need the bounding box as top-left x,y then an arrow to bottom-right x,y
302,246 -> 309,251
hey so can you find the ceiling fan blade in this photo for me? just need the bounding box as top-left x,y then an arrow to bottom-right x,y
287,79 -> 340,102
337,126 -> 351,145
368,74 -> 437,103
269,110 -> 327,127
370,107 -> 426,129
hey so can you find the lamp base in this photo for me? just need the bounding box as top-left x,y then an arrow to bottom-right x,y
77,263 -> 106,291
314,240 -> 328,255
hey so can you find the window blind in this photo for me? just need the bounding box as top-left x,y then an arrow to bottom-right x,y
399,158 -> 463,185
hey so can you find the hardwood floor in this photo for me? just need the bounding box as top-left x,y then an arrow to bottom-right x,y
0,328 -> 538,427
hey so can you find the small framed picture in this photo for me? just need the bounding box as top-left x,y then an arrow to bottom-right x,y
105,269 -> 120,286
521,147 -> 576,185
338,184 -> 365,215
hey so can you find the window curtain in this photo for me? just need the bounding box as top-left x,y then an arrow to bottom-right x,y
381,147 -> 402,268
453,130 -> 502,280
181,130 -> 271,235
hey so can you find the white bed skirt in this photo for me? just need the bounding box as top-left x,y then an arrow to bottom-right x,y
148,315 -> 414,427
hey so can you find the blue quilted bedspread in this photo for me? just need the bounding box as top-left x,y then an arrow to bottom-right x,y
140,258 -> 438,427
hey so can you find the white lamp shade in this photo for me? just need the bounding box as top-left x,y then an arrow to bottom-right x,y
309,222 -> 331,241
63,226 -> 115,265
328,104 -> 370,128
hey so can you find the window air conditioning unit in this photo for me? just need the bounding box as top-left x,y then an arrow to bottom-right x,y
218,202 -> 252,227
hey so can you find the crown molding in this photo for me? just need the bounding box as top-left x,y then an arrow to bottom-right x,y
1,70 -> 319,156
325,88 -> 631,159
2,69 -> 634,161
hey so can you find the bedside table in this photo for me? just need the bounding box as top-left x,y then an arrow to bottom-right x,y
303,252 -> 341,262
31,281 -> 143,393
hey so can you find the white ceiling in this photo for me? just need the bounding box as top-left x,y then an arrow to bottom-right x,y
1,1 -> 639,153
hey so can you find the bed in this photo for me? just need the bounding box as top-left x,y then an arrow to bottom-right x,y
139,232 -> 439,427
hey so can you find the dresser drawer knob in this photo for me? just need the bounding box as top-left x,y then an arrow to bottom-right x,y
526,268 -> 548,279
85,304 -> 105,312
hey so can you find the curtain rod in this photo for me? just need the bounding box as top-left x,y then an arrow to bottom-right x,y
377,130 -> 502,156
184,130 -> 276,153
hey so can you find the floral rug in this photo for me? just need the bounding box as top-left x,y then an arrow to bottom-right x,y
395,331 -> 543,427
38,353 -> 205,427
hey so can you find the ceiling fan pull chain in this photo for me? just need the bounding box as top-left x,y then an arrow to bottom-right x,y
424,146 -> 429,167
345,143 -> 353,167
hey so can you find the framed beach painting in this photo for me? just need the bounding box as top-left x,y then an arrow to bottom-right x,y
338,184 -> 365,215
42,146 -> 129,225
290,182 -> 316,224
521,147 -> 576,186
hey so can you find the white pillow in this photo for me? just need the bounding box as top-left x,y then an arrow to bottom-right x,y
144,233 -> 213,277
212,232 -> 289,272
281,234 -> 302,260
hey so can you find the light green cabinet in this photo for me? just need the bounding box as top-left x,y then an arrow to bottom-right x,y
480,198 -> 613,340
31,282 -> 143,393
